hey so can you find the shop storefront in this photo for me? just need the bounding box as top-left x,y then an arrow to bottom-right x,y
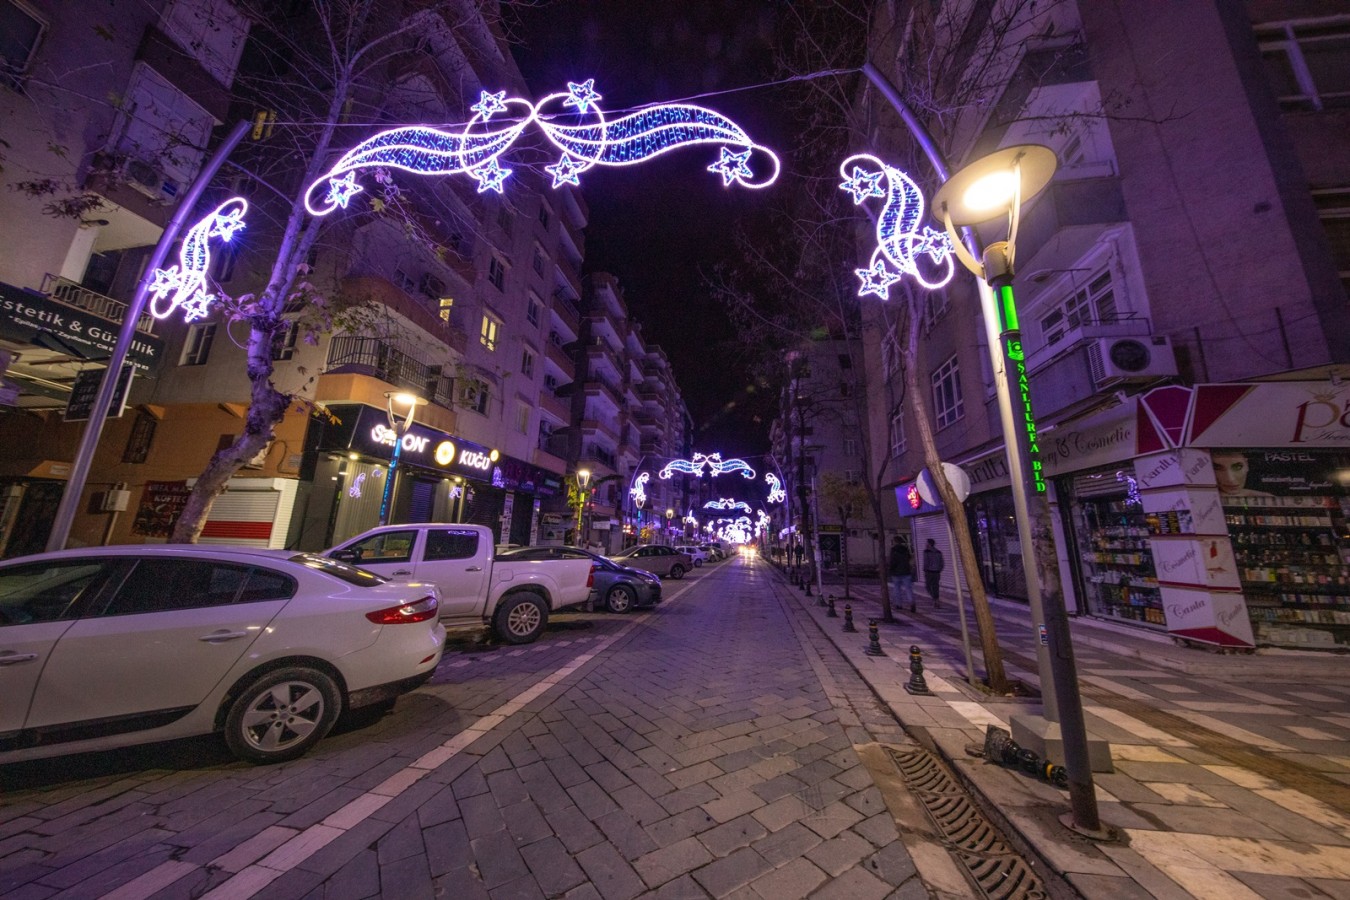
293,403 -> 561,549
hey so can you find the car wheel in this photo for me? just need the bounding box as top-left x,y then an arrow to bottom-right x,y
668,564 -> 685,580
605,584 -> 635,614
224,667 -> 341,764
494,593 -> 548,644
693,559 -> 703,568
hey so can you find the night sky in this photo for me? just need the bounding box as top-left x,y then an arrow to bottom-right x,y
511,1 -> 794,457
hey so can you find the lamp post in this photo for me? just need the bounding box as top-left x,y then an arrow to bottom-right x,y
570,468 -> 591,546
378,391 -> 427,526
932,146 -> 1103,837
665,508 -> 674,545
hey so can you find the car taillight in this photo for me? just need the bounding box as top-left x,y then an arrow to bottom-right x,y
366,595 -> 438,624
587,565 -> 596,588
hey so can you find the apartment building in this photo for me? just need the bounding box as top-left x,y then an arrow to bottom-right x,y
859,1 -> 1350,649
0,0 -> 589,554
565,273 -> 689,552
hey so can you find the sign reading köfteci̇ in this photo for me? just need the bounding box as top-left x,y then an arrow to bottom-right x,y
131,480 -> 192,537
0,281 -> 165,373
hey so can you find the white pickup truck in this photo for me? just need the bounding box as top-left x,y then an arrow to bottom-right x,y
326,524 -> 593,644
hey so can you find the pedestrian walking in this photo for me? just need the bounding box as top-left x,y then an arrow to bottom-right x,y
923,538 -> 944,606
888,535 -> 915,612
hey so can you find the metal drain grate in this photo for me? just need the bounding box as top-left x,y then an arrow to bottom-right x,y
888,747 -> 1047,900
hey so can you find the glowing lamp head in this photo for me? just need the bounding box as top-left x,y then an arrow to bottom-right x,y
391,392 -> 419,408
961,171 -> 1018,216
931,144 -> 1058,227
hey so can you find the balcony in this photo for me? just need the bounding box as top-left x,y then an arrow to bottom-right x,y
1012,176 -> 1128,264
539,390 -> 571,423
545,339 -> 576,376
341,275 -> 468,353
136,24 -> 231,121
325,335 -> 455,408
584,378 -> 623,410
40,275 -> 157,336
551,290 -> 580,334
1025,316 -> 1153,374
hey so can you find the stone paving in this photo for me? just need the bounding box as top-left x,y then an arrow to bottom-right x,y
0,557 -> 983,899
797,567 -> 1350,898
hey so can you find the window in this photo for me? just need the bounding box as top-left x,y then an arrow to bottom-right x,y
843,438 -> 858,457
520,348 -> 535,378
462,379 -> 489,415
532,247 -> 546,276
271,320 -> 299,361
0,0 -> 45,85
1258,20 -> 1350,111
497,205 -> 512,234
1313,188 -> 1350,296
538,204 -> 551,229
424,528 -> 479,561
180,323 -> 216,366
0,560 -> 108,625
488,256 -> 505,290
516,403 -> 530,434
99,560 -> 291,615
921,292 -> 949,333
338,530 -> 417,565
526,294 -> 542,326
439,296 -> 455,323
1038,268 -> 1117,346
931,355 -> 964,429
538,418 -> 556,449
890,408 -> 907,457
123,410 -> 157,463
480,314 -> 500,351
394,268 -> 417,294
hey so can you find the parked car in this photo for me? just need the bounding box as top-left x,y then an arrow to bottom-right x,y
0,546 -> 445,765
609,545 -> 694,579
674,545 -> 709,567
700,543 -> 724,561
590,558 -> 662,613
708,541 -> 728,558
327,525 -> 593,644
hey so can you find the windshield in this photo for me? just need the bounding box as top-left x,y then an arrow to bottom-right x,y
290,553 -> 387,587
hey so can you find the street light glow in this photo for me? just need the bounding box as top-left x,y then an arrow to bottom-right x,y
961,171 -> 1017,214
391,392 -> 419,407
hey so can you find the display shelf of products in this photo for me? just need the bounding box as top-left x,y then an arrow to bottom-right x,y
1223,494 -> 1350,645
1079,504 -> 1165,628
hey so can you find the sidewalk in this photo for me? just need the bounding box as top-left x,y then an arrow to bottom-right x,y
772,563 -> 1350,898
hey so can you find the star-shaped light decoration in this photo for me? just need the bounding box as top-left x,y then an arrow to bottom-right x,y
708,147 -> 753,186
840,166 -> 885,204
913,226 -> 953,262
563,79 -> 602,114
471,90 -> 507,120
180,291 -> 215,322
855,260 -> 901,298
472,158 -> 512,194
546,156 -> 584,188
147,265 -> 182,299
324,171 -> 363,210
208,206 -> 247,242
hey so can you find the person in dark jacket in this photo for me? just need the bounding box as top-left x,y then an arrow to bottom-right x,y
923,538 -> 944,605
887,535 -> 915,612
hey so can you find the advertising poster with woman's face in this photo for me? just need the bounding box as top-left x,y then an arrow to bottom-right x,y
1212,450 -> 1350,499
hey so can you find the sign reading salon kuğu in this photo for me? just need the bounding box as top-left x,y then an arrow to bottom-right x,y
0,281 -> 165,373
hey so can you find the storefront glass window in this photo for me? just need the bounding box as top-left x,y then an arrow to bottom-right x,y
1067,468 -> 1165,628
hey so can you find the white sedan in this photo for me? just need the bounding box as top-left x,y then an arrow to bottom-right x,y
0,546 -> 445,765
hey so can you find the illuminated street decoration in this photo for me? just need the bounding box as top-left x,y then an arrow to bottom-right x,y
683,509 -> 699,526
764,473 -> 786,505
711,455 -> 756,479
148,197 -> 248,321
629,472 -> 649,509
704,498 -> 751,513
756,510 -> 771,536
348,472 -> 367,498
305,84 -> 780,215
658,452 -> 756,480
838,153 -> 954,296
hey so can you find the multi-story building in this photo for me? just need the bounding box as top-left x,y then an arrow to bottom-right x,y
566,273 -> 689,552
0,0 -> 588,555
858,2 -> 1350,650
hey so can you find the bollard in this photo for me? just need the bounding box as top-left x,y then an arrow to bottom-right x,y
842,603 -> 857,633
864,620 -> 885,656
826,594 -> 838,618
816,589 -> 826,607
903,645 -> 934,695
981,726 -> 1068,789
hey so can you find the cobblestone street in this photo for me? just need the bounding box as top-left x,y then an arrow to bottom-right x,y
1,556 -> 983,899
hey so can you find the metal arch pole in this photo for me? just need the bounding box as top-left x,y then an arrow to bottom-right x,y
47,121 -> 251,552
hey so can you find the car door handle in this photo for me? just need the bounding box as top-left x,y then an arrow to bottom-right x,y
465,566 -> 483,572
0,652 -> 38,666
391,569 -> 413,576
199,630 -> 250,643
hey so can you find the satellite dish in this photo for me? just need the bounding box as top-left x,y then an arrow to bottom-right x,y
917,462 -> 971,505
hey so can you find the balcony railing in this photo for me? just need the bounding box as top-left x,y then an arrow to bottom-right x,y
325,335 -> 455,407
41,275 -> 157,335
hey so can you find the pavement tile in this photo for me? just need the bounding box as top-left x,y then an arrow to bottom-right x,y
701,790 -> 765,824
644,809 -> 715,849
634,836 -> 715,888
750,822 -> 824,866
691,847 -> 772,897
519,836 -> 588,896
647,873 -> 709,900
609,784 -> 669,826
750,795 -> 809,832
378,854 -> 435,900
594,809 -> 660,861
501,799 -> 554,846
804,829 -> 874,876
471,827 -> 531,890
575,842 -> 646,900
806,864 -> 894,900
746,856 -> 827,899
460,792 -> 508,838
698,814 -> 769,858
659,783 -> 721,815
667,762 -> 723,791
567,781 -> 622,820
423,819 -> 473,878
544,806 -> 606,855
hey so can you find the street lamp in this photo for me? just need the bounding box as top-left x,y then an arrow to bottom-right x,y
571,468 -> 591,546
933,146 -> 1105,838
665,508 -> 674,544
378,391 -> 427,526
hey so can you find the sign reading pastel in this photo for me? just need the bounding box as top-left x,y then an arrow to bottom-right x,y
305,81 -> 780,215
838,153 -> 954,296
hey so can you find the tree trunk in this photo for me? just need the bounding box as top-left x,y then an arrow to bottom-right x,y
902,309 -> 1008,693
840,513 -> 851,599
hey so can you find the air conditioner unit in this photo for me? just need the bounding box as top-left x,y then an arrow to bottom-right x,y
1085,336 -> 1177,386
123,156 -> 180,203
